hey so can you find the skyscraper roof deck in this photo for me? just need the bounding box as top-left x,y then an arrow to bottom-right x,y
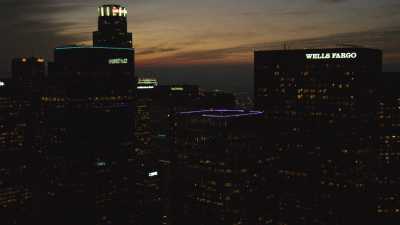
179,109 -> 263,118
176,109 -> 264,132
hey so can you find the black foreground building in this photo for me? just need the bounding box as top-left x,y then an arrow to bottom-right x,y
38,4 -> 136,225
171,109 -> 269,225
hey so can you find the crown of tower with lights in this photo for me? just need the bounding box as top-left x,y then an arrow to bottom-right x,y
93,4 -> 133,48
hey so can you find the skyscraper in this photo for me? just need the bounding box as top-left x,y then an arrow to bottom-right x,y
93,5 -> 133,48
11,57 -> 45,95
171,109 -> 270,225
40,4 -> 136,225
374,72 -> 400,224
0,79 -> 33,225
254,48 -> 381,225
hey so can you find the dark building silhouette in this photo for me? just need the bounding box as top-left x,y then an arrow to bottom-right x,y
199,90 -> 236,109
11,57 -> 45,96
134,82 -> 202,225
254,48 -> 381,225
38,4 -> 136,225
93,5 -> 133,48
0,79 -> 33,225
135,78 -> 159,154
12,57 -> 45,82
172,109 -> 269,225
3,3 -> 400,224
374,72 -> 400,224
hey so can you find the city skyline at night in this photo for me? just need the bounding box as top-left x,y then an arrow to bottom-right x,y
1,2 -> 400,225
0,0 -> 399,92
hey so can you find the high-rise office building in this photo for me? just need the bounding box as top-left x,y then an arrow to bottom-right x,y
0,79 -> 33,225
134,83 -> 202,225
254,48 -> 381,225
136,78 -> 159,154
12,57 -> 45,82
40,4 -> 136,225
374,72 -> 400,224
11,57 -> 45,96
172,109 -> 270,225
93,5 -> 133,48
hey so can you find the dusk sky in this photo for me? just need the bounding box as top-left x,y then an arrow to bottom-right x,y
1,0 -> 399,92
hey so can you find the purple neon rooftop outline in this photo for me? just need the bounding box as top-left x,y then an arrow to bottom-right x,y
179,109 -> 246,115
201,112 -> 263,118
178,109 -> 263,118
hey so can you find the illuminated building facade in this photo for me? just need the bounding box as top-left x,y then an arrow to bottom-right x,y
133,84 -> 202,225
137,78 -> 158,90
93,5 -> 132,48
39,5 -> 136,225
0,79 -> 33,224
254,48 -> 381,225
374,72 -> 400,224
151,85 -> 201,155
172,109 -> 271,225
135,78 -> 158,155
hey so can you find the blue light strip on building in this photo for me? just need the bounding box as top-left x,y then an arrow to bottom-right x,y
55,46 -> 134,51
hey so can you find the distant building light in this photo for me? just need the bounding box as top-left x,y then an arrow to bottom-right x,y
171,87 -> 184,91
138,78 -> 158,89
138,78 -> 158,86
0,81 -> 5,87
97,161 -> 106,167
37,58 -> 45,63
149,171 -> 158,177
137,86 -> 155,89
21,58 -> 27,63
108,58 -> 128,64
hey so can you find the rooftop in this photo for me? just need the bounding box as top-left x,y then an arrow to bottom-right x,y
179,109 -> 263,118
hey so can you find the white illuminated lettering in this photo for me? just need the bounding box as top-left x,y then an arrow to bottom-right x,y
108,58 -> 129,64
307,52 -> 358,60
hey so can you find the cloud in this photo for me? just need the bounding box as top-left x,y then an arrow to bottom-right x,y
137,46 -> 180,55
320,0 -> 348,3
137,26 -> 400,67
0,0 -> 93,75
